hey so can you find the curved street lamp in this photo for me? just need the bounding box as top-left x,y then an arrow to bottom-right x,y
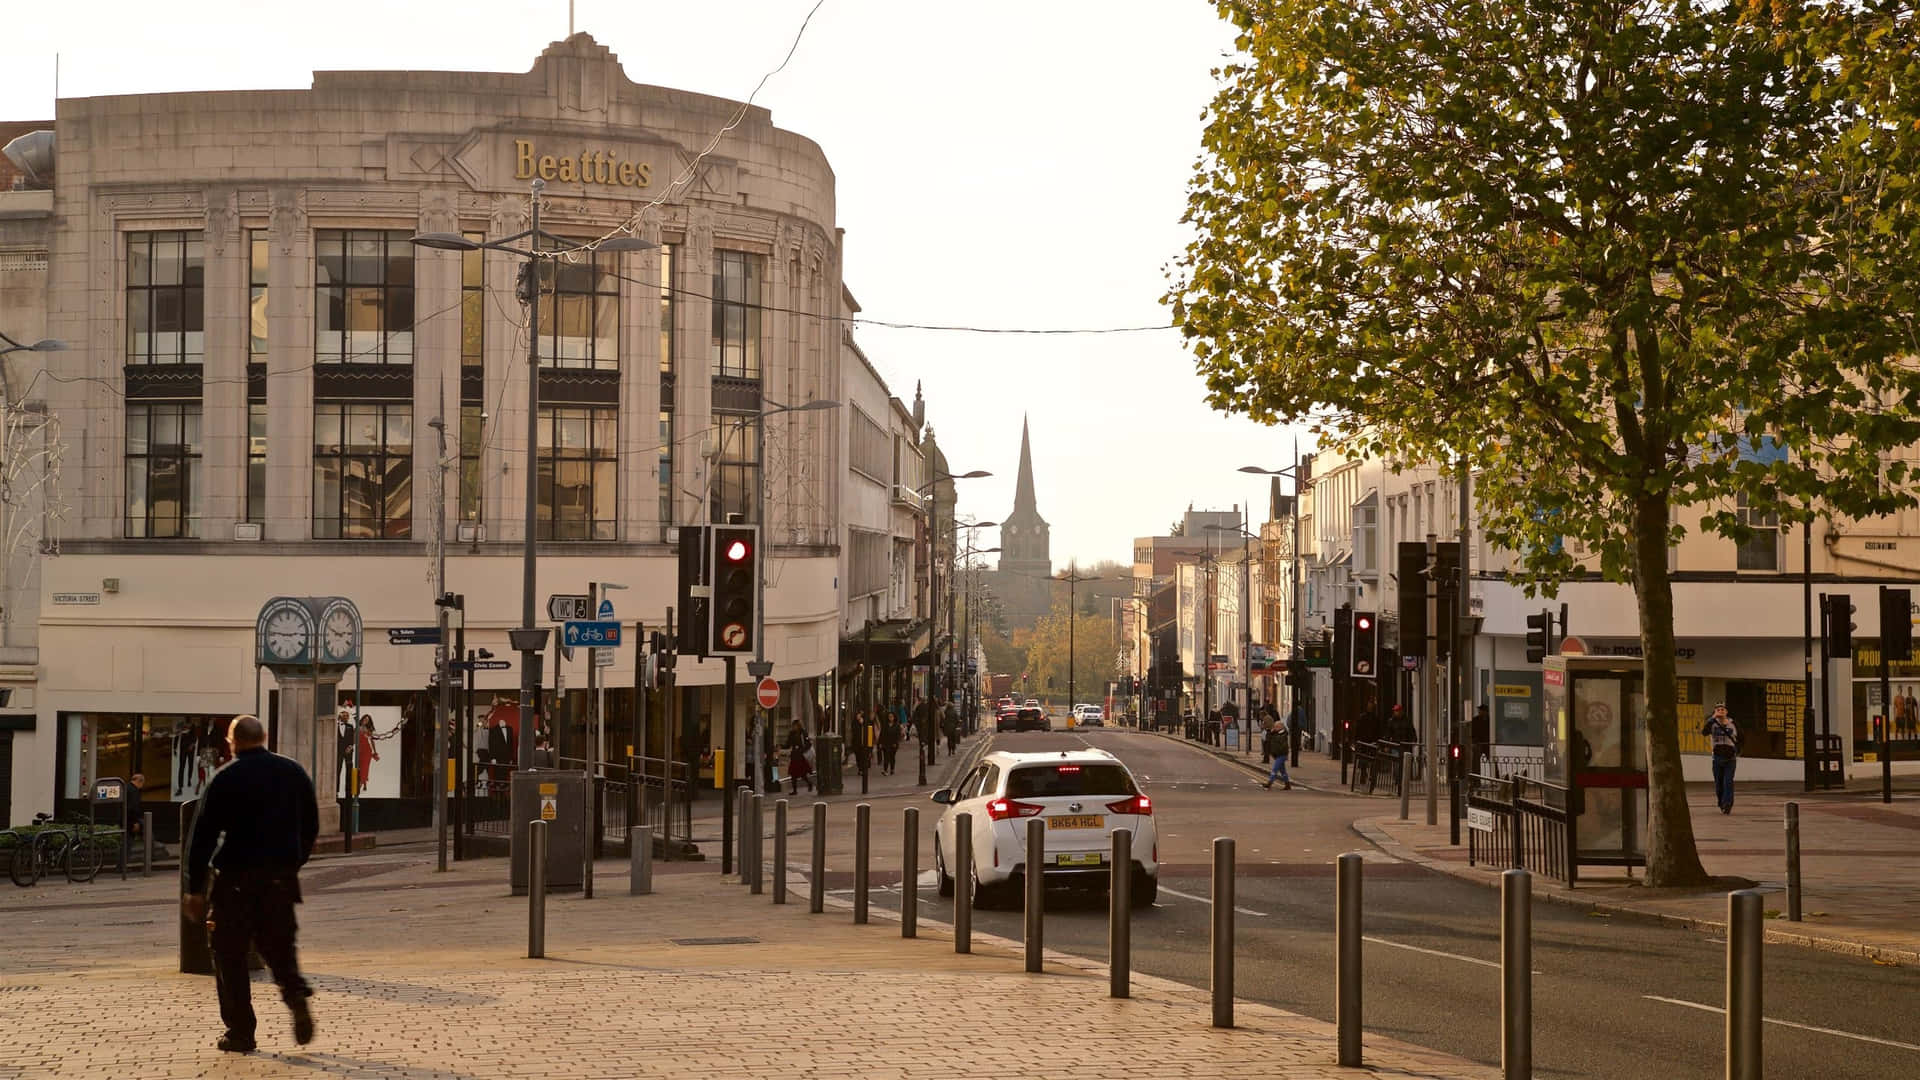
916,469 -> 991,783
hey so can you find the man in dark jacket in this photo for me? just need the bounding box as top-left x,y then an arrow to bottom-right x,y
183,714 -> 319,1054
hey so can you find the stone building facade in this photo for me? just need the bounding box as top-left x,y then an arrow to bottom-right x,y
0,36 -> 855,832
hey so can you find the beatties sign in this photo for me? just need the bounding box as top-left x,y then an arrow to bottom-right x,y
514,139 -> 654,189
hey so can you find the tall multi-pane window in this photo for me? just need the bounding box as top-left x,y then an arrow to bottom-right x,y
248,231 -> 270,363
313,402 -> 413,539
658,411 -> 673,525
538,405 -> 617,539
126,231 -> 205,365
537,245 -> 618,370
315,230 -> 415,364
461,235 -> 484,368
659,244 -> 676,374
711,251 -> 762,378
710,412 -> 759,524
459,405 -> 483,524
125,403 -> 203,538
1736,494 -> 1780,571
246,403 -> 268,526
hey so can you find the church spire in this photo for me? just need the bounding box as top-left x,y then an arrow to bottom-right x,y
1014,414 -> 1037,515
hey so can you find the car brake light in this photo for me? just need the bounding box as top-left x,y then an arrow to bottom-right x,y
1057,765 -> 1080,773
1104,794 -> 1152,816
986,798 -> 1044,821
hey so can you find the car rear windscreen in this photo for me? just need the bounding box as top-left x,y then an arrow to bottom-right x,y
1005,763 -> 1138,798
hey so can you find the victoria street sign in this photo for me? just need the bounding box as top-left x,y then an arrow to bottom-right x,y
548,594 -> 591,621
563,620 -> 623,648
388,626 -> 441,645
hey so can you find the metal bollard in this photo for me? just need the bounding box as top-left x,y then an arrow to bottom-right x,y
1399,752 -> 1413,821
1728,889 -> 1764,1080
1502,868 -> 1531,1080
773,799 -> 789,904
528,819 -> 548,959
736,786 -> 752,884
810,802 -> 826,914
1785,803 -> 1802,923
1212,837 -> 1235,1028
1025,816 -> 1045,972
955,813 -> 973,954
1336,852 -> 1363,1067
629,826 -> 652,895
142,811 -> 154,877
1110,828 -> 1131,998
902,806 -> 919,938
749,794 -> 765,895
854,802 -> 871,924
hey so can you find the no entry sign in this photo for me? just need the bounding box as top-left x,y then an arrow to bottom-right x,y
756,676 -> 780,710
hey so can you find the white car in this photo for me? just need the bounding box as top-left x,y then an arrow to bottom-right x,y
930,748 -> 1158,908
1077,705 -> 1105,727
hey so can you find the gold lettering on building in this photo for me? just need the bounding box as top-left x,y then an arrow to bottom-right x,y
513,139 -> 653,189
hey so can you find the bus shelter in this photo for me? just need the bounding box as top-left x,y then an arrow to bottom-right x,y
1542,653 -> 1650,879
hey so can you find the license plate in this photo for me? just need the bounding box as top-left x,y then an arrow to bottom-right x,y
1056,852 -> 1103,867
1047,815 -> 1103,830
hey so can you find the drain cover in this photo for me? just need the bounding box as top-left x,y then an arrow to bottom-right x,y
671,936 -> 760,946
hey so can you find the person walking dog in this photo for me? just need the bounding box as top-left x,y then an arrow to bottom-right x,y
182,714 -> 319,1054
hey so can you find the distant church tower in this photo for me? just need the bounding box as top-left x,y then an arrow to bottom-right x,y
991,416 -> 1054,631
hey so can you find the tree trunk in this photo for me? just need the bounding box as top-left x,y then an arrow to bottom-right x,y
1632,490 -> 1711,887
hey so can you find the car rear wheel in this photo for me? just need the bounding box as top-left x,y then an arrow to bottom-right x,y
935,838 -> 954,898
1131,870 -> 1157,908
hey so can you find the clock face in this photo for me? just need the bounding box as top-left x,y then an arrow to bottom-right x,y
267,610 -> 308,660
323,609 -> 357,660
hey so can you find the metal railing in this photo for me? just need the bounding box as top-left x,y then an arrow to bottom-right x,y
1348,740 -> 1423,795
1467,773 -> 1573,886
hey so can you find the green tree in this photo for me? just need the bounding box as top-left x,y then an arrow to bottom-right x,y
1168,0 -> 1920,885
1025,595 -> 1122,708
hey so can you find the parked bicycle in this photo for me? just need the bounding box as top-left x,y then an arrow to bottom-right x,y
5,812 -> 104,887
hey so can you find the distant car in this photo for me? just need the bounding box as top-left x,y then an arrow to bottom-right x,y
1024,698 -> 1042,709
997,706 -> 1047,733
994,706 -> 1021,733
1079,706 -> 1105,727
932,748 -> 1158,908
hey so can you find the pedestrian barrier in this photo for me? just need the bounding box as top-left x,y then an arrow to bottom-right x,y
749,794 -> 764,896
902,806 -> 919,939
1728,890 -> 1763,1080
1785,803 -> 1802,922
1398,752 -> 1413,820
954,812 -> 973,954
1466,773 -> 1574,886
1212,837 -> 1234,1029
628,825 -> 652,895
142,811 -> 154,877
528,818 -> 547,959
734,787 -> 752,883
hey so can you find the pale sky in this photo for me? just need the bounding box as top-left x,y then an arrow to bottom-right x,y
3,0 -> 1313,566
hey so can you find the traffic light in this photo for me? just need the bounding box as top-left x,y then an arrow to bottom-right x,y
1882,588 -> 1913,663
1525,610 -> 1551,664
676,525 -> 710,657
708,524 -> 759,656
1826,595 -> 1855,659
1350,610 -> 1377,678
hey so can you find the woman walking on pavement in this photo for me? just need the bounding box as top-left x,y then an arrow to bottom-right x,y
786,720 -> 814,794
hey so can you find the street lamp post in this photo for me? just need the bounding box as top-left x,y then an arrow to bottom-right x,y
953,523 -> 999,734
1054,567 -> 1116,726
1207,518 -> 1262,755
1240,463 -> 1305,740
413,191 -> 654,882
918,469 -> 991,785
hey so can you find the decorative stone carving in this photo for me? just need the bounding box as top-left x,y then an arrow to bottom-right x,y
204,191 -> 238,256
269,189 -> 306,256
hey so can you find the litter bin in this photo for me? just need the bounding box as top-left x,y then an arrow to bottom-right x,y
510,769 -> 588,895
816,734 -> 844,795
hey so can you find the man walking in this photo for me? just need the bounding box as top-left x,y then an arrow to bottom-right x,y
183,714 -> 319,1054
1702,703 -> 1742,814
1261,718 -> 1292,790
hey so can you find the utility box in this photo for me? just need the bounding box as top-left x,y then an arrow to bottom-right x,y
510,769 -> 588,895
815,734 -> 844,795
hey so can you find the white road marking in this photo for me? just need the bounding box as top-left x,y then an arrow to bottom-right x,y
1363,935 -> 1540,974
1642,995 -> 1920,1052
1156,885 -> 1269,917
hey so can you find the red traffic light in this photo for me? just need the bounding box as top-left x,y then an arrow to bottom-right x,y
724,538 -> 750,562
1355,615 -> 1373,631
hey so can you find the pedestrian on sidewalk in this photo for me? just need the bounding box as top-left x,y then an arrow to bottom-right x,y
879,712 -> 901,775
786,720 -> 814,794
1703,703 -> 1742,813
942,698 -> 960,756
182,714 -> 318,1055
1261,719 -> 1291,790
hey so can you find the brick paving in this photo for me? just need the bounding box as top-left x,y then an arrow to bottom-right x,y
0,841 -> 1497,1079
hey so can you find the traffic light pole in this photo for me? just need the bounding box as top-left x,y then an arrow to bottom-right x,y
1425,534 -> 1439,827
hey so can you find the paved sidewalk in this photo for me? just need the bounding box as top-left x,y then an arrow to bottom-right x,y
1155,726 -> 1920,963
1364,786 -> 1920,965
689,730 -> 994,832
0,844 -> 1497,1078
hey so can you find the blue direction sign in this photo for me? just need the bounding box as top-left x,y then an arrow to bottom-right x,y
563,620 -> 623,648
452,659 -> 511,671
388,626 -> 441,645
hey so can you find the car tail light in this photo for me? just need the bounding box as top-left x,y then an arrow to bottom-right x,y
985,798 -> 1044,821
1104,794 -> 1152,816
